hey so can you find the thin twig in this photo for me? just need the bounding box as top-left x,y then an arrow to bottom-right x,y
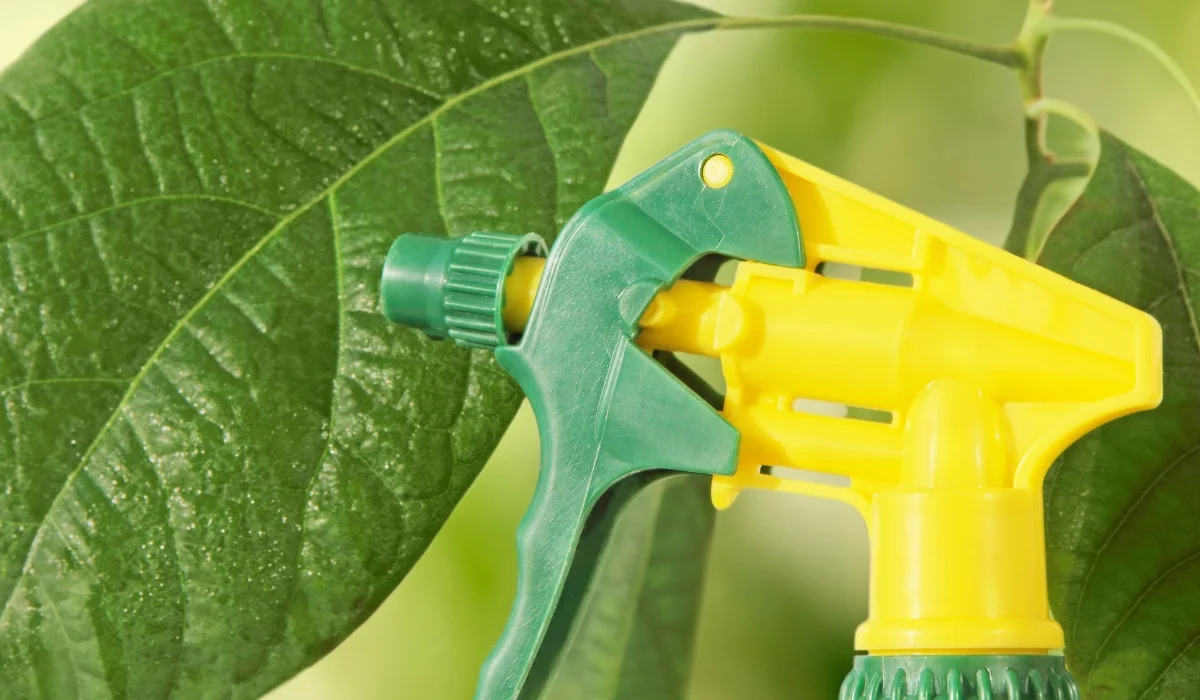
709,15 -> 1022,68
1045,17 -> 1200,121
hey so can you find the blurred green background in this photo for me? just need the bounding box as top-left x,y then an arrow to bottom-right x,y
4,0 -> 1198,697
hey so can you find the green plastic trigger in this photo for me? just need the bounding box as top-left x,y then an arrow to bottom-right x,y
475,130 -> 805,700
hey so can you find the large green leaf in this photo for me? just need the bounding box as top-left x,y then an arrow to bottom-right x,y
0,0 -> 710,696
1039,132 -> 1200,700
539,474 -> 716,700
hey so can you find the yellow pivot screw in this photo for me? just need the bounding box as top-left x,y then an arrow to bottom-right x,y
701,153 -> 734,188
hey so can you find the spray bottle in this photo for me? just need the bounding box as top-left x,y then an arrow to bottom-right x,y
380,130 -> 1162,699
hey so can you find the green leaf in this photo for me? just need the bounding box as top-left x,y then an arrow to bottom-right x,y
1039,132 -> 1200,700
1005,116 -> 1097,259
539,475 -> 716,700
0,0 -> 709,696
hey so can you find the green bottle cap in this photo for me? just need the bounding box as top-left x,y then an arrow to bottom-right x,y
840,654 -> 1079,700
381,231 -> 546,349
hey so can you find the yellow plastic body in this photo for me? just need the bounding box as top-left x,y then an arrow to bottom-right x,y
501,145 -> 1162,654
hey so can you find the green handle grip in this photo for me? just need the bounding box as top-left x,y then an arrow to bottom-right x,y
475,130 -> 806,699
516,471 -> 664,699
379,130 -> 807,699
516,355 -> 725,699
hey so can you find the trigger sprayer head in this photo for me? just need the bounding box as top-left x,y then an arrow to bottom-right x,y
381,231 -> 546,349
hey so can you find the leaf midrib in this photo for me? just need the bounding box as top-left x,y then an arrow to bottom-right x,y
1128,156 -> 1200,356
0,13 -> 726,625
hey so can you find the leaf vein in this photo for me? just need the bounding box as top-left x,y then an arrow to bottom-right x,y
1088,544 -> 1200,688
1128,155 -> 1200,357
0,377 -> 126,395
76,112 -> 122,208
523,71 -> 562,228
0,11 -> 712,634
0,53 -> 443,142
1070,441 -> 1200,664
312,0 -> 334,48
265,195 -> 347,665
464,0 -> 548,53
366,0 -> 405,70
34,576 -> 87,693
95,22 -> 167,72
430,118 -> 452,236
132,391 -> 189,698
131,93 -> 167,193
0,89 -> 36,127
30,130 -> 77,220
3,194 -> 281,247
1063,218 -> 1148,271
1135,627 -> 1200,700
199,0 -> 242,52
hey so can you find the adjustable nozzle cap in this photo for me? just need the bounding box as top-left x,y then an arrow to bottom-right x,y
381,232 -> 546,349
381,233 -> 456,337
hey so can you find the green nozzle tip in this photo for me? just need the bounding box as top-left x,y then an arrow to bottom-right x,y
381,233 -> 455,337
381,232 -> 546,349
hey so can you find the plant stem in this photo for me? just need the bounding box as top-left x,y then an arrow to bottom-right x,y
706,12 -> 1035,255
1004,157 -> 1092,257
1026,97 -> 1098,133
696,7 -> 1192,262
702,15 -> 1022,68
1014,0 -> 1052,104
700,9 -> 1066,257
1003,0 -> 1097,256
1004,8 -> 1200,256
1044,17 -> 1200,120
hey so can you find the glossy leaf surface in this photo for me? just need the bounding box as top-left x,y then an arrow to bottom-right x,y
0,0 -> 707,695
1041,132 -> 1200,700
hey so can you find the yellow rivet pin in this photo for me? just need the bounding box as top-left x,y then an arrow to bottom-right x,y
701,153 -> 734,188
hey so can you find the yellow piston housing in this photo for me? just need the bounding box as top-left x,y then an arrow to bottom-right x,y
500,145 -> 1162,655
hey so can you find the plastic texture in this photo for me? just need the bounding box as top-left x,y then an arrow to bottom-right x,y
380,130 -> 1164,699
497,144 -> 1163,654
488,130 -> 801,699
840,655 -> 1078,700
381,231 -> 545,348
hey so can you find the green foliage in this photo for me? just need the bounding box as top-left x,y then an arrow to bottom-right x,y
1040,132 -> 1200,700
3,0 -> 1198,698
0,0 -> 705,696
540,476 -> 716,700
1005,116 -> 1097,259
